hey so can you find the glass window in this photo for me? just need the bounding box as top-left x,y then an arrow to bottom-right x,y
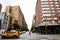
54,17 -> 57,20
56,8 -> 60,11
57,8 -> 60,9
49,0 -> 57,1
42,11 -> 50,13
41,0 -> 48,1
52,11 -> 55,12
41,2 -> 48,4
42,9 -> 50,11
42,14 -> 51,16
55,2 -> 58,4
51,8 -> 55,9
55,0 -> 58,1
43,21 -> 52,24
42,18 -> 52,21
50,5 -> 54,7
58,11 -> 60,12
51,8 -> 55,11
42,8 -> 49,10
42,8 -> 50,11
41,5 -> 49,7
56,5 -> 59,6
53,14 -> 56,16
59,14 -> 60,16
50,2 -> 53,4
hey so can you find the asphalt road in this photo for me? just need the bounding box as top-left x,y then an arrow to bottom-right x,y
1,32 -> 60,40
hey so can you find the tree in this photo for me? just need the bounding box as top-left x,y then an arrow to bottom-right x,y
12,21 -> 21,30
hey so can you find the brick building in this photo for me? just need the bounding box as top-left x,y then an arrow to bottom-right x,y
32,0 -> 60,33
35,0 -> 60,27
5,6 -> 28,31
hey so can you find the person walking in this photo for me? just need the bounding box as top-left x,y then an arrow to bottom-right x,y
29,31 -> 31,35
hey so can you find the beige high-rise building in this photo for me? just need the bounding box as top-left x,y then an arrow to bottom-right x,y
32,15 -> 36,27
5,6 -> 28,30
31,15 -> 36,31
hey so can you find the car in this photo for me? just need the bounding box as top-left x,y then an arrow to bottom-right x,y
1,30 -> 20,39
0,29 -> 5,33
19,31 -> 23,34
23,31 -> 26,33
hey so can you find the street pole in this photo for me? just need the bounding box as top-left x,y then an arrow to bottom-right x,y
45,16 -> 48,34
45,23 -> 47,34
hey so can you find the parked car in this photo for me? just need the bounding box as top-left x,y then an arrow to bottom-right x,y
23,31 -> 26,33
1,30 -> 20,39
0,29 -> 5,34
19,31 -> 23,34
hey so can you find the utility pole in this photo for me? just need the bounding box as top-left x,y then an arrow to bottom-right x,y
45,17 -> 48,34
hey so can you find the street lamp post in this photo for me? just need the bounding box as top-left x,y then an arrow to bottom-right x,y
45,17 -> 48,34
45,23 -> 47,34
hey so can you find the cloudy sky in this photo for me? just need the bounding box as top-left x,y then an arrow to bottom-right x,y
0,0 -> 37,30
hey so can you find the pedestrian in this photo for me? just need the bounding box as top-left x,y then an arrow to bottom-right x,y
29,31 -> 31,35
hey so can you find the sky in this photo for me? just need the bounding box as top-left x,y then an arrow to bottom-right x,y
0,0 -> 37,30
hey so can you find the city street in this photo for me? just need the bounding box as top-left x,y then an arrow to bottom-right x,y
1,32 -> 60,40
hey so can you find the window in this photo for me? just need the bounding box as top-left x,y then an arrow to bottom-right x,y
41,0 -> 48,1
51,8 -> 55,9
50,5 -> 54,7
57,11 -> 60,12
41,1 -> 48,4
41,5 -> 49,7
43,21 -> 52,24
56,5 -> 59,6
59,14 -> 60,16
42,18 -> 52,21
56,8 -> 60,11
53,14 -> 56,16
49,0 -> 57,1
50,2 -> 53,4
55,2 -> 58,5
49,0 -> 52,1
42,14 -> 51,16
54,17 -> 57,20
42,8 -> 49,10
42,8 -> 50,11
52,11 -> 55,12
42,11 -> 50,13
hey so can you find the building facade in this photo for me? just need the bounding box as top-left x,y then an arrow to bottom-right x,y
0,12 -> 8,30
5,6 -> 28,31
32,15 -> 36,28
31,0 -> 60,33
31,15 -> 36,32
35,0 -> 60,27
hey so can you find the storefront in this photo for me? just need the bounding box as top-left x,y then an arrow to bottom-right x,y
35,25 -> 60,34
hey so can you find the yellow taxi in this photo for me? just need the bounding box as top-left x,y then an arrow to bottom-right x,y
1,30 -> 20,39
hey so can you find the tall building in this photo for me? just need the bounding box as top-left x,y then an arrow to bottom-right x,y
31,0 -> 60,33
5,6 -> 13,30
0,12 -> 8,30
32,15 -> 36,28
31,15 -> 36,32
5,6 -> 28,31
35,0 -> 60,26
0,4 -> 2,12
